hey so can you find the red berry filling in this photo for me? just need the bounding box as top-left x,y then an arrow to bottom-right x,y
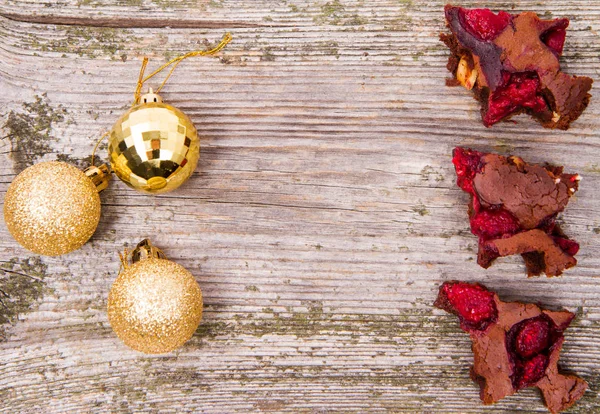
452,147 -> 484,194
458,8 -> 512,41
553,236 -> 580,256
541,20 -> 568,56
437,282 -> 498,332
515,319 -> 550,358
516,354 -> 550,389
506,315 -> 561,389
484,72 -> 549,127
470,209 -> 521,241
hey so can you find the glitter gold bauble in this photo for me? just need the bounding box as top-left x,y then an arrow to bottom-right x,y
108,90 -> 200,194
107,239 -> 203,354
3,161 -> 109,256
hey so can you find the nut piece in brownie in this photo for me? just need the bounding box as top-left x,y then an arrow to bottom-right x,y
452,147 -> 580,277
435,281 -> 587,413
441,5 -> 593,129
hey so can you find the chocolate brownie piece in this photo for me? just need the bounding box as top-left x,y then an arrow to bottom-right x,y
452,147 -> 580,277
441,5 -> 593,129
435,281 -> 587,413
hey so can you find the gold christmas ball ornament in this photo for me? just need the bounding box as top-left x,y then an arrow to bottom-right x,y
108,89 -> 200,194
105,33 -> 232,194
107,239 -> 203,354
4,161 -> 110,256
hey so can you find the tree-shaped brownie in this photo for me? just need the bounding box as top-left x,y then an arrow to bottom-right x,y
441,5 -> 593,129
435,281 -> 587,413
453,147 -> 580,277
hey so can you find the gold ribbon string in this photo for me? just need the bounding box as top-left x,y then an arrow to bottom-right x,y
118,248 -> 130,272
90,130 -> 110,167
133,32 -> 232,105
90,32 -> 232,167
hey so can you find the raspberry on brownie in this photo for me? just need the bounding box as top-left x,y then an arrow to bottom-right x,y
452,147 -> 580,277
441,5 -> 593,129
435,281 -> 587,413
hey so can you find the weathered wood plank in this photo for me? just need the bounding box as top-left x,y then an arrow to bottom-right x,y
1,0 -> 600,412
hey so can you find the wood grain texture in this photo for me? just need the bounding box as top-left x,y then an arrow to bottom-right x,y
1,0 -> 599,412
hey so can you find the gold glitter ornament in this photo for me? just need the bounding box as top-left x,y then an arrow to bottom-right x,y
107,239 -> 203,354
106,33 -> 232,194
4,161 -> 110,256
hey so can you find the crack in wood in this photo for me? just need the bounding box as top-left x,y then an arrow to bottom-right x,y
0,12 -> 285,29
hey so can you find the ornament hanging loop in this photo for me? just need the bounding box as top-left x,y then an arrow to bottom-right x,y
83,129 -> 111,192
90,131 -> 110,167
133,32 -> 232,106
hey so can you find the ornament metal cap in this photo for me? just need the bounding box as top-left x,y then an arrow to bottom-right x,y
84,163 -> 111,192
139,87 -> 163,105
130,238 -> 167,263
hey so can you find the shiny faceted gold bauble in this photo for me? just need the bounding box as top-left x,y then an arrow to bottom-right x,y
4,161 -> 102,256
107,255 -> 203,354
108,95 -> 200,194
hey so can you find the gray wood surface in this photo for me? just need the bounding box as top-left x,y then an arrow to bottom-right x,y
1,0 -> 599,412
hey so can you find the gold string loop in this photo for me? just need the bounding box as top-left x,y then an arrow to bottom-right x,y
119,248 -> 130,272
133,57 -> 149,106
132,32 -> 232,105
89,33 -> 231,169
90,130 -> 110,167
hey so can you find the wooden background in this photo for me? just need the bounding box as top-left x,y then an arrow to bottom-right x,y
1,0 -> 599,412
